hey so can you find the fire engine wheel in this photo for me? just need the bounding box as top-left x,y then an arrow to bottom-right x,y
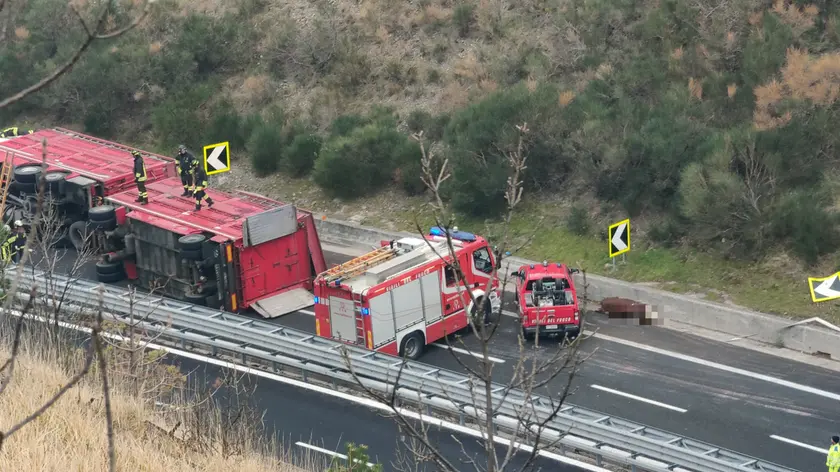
13,164 -> 44,184
179,248 -> 203,261
399,332 -> 425,360
178,234 -> 206,251
183,292 -> 206,306
521,327 -> 535,341
89,205 -> 116,222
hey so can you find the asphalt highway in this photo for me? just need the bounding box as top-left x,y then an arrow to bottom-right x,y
171,355 -> 598,472
29,245 -> 840,471
301,249 -> 840,472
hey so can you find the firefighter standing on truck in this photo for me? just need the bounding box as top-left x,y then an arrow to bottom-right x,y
191,159 -> 214,211
176,145 -> 196,197
828,436 -> 840,472
0,127 -> 34,138
132,150 -> 148,205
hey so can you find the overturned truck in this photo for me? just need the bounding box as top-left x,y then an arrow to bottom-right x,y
0,128 -> 327,317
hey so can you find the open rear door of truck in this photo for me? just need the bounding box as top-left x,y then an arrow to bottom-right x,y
251,288 -> 314,318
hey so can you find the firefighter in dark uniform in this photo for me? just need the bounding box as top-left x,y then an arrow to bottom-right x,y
176,145 -> 196,197
191,160 -> 214,211
132,150 -> 148,205
2,220 -> 27,264
0,127 -> 34,138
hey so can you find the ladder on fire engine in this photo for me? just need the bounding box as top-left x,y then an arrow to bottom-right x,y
0,152 -> 15,219
321,246 -> 398,284
353,292 -> 367,346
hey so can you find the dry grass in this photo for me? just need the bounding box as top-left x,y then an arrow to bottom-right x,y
0,343 -> 312,472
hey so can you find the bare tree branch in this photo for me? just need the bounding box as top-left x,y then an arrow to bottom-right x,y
0,0 -> 153,110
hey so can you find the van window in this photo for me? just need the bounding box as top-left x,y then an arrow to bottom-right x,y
444,265 -> 456,287
472,247 -> 493,275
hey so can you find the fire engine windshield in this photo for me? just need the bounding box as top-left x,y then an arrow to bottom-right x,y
524,277 -> 574,307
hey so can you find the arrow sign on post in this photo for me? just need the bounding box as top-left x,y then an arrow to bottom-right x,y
608,218 -> 630,258
203,141 -> 231,176
808,272 -> 840,303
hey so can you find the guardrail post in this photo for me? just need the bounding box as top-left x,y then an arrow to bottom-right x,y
301,368 -> 307,382
459,412 -> 465,426
596,455 -> 602,467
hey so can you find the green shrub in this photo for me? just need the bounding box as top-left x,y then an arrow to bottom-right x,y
566,205 -> 591,236
770,190 -> 839,266
151,84 -> 215,150
283,133 -> 323,177
204,101 -> 245,151
313,124 -> 413,199
329,114 -> 368,137
452,3 -> 476,37
247,123 -> 284,176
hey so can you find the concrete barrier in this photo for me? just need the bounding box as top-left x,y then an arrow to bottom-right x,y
313,216 -> 840,361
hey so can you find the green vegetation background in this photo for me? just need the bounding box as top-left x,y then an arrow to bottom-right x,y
3,0 -> 840,321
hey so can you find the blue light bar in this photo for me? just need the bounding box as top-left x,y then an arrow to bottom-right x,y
429,226 -> 477,242
314,296 -> 320,304
361,307 -> 370,316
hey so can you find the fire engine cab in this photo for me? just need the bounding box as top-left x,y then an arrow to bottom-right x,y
511,261 -> 581,341
313,226 -> 501,359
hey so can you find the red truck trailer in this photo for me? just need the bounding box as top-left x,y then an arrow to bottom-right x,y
510,261 -> 581,341
0,128 -> 327,317
313,226 -> 501,359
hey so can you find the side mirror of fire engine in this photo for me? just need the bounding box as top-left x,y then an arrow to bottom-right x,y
570,268 -> 580,274
510,271 -> 519,277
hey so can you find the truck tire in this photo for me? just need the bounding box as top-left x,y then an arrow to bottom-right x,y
399,332 -> 425,360
97,270 -> 125,284
178,234 -> 206,251
179,248 -> 203,261
521,327 -> 535,341
184,292 -> 206,306
89,204 -> 116,222
44,171 -> 67,195
92,217 -> 117,231
68,221 -> 89,251
13,164 -> 43,184
96,260 -> 123,275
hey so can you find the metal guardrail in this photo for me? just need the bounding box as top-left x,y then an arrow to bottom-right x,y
9,268 -> 799,472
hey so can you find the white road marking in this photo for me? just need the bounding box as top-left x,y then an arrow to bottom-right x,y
300,308 -> 315,315
432,343 -> 506,363
295,441 -> 376,467
11,310 -> 610,472
769,435 -> 827,454
590,333 -> 840,402
590,385 -> 687,413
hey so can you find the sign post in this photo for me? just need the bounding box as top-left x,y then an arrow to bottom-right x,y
203,141 -> 231,176
608,218 -> 630,269
808,271 -> 840,303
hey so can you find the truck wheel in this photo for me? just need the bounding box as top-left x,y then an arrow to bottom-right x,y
184,292 -> 206,306
44,171 -> 67,195
521,327 -> 535,341
97,270 -> 125,284
179,248 -> 203,261
13,164 -> 44,184
178,234 -> 206,251
96,260 -> 123,275
399,332 -> 425,360
89,205 -> 116,222
205,295 -> 221,309
92,217 -> 117,231
68,221 -> 89,251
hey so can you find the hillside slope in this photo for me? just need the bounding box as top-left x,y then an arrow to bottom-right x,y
4,0 -> 840,319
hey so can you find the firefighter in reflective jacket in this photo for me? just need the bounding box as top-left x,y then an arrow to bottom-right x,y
132,150 -> 148,205
1,221 -> 26,264
176,145 -> 196,197
191,160 -> 214,211
0,127 -> 34,138
828,436 -> 840,472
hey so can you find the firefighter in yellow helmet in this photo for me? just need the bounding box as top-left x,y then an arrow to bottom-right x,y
191,159 -> 214,211
828,436 -> 840,472
0,127 -> 34,138
131,150 -> 148,205
1,220 -> 26,264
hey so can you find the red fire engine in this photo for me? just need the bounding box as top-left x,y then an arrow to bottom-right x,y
0,128 -> 327,316
313,226 -> 501,359
511,260 -> 581,341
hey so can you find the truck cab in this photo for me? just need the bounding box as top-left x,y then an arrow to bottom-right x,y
511,261 -> 580,341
